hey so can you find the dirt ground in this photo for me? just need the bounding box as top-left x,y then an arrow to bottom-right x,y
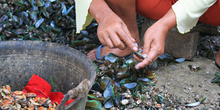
152,56 -> 220,109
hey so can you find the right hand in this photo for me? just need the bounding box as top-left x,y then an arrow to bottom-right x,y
96,12 -> 138,51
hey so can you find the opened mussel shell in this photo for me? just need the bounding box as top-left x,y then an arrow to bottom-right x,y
133,50 -> 146,60
85,100 -> 102,109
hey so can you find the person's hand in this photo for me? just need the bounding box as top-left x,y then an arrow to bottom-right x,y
134,9 -> 176,69
97,12 -> 138,51
134,21 -> 167,69
89,0 -> 138,51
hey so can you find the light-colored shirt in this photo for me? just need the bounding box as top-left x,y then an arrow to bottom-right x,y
75,0 -> 217,34
172,0 -> 217,34
75,0 -> 93,33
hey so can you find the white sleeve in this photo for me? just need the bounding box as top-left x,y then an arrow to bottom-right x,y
75,0 -> 94,33
172,0 -> 217,34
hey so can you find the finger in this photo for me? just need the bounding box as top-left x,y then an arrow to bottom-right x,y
147,48 -> 160,62
97,32 -> 108,46
133,53 -> 144,62
135,57 -> 152,69
142,36 -> 151,56
118,25 -> 138,51
103,34 -> 115,48
138,38 -> 151,63
98,36 -> 107,46
121,24 -> 136,42
108,32 -> 126,49
135,48 -> 159,69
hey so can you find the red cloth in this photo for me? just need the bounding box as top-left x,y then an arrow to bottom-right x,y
136,0 -> 220,26
23,74 -> 75,105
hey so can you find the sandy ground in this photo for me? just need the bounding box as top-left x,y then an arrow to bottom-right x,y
152,56 -> 220,109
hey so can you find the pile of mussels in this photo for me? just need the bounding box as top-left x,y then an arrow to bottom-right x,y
0,0 -> 76,44
0,0 -> 219,110
85,53 -> 206,110
0,0 -> 99,53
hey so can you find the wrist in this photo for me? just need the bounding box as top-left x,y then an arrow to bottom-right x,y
159,8 -> 177,32
95,10 -> 114,24
89,0 -> 114,24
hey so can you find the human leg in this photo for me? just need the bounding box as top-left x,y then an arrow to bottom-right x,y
199,0 -> 220,26
87,0 -> 140,60
137,0 -> 220,25
136,0 -> 172,20
198,1 -> 220,68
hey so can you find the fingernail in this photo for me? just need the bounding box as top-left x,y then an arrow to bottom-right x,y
131,37 -> 135,41
142,54 -> 147,59
135,66 -> 140,69
135,43 -> 138,47
133,46 -> 138,51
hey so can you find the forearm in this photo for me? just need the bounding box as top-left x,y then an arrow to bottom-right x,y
89,0 -> 114,23
158,8 -> 177,33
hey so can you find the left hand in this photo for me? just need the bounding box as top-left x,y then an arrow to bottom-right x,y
134,9 -> 177,69
134,21 -> 168,69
